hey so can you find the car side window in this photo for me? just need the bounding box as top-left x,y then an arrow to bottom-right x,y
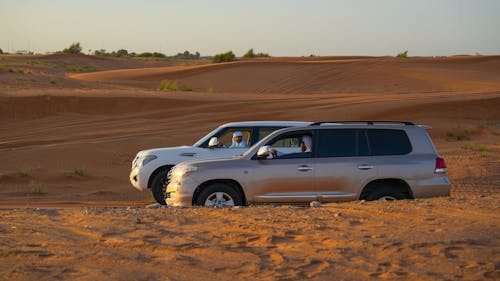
267,132 -> 313,159
316,129 -> 357,157
218,128 -> 253,148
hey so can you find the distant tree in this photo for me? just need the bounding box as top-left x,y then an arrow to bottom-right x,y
244,48 -> 269,58
137,52 -> 153,57
94,49 -> 108,56
115,49 -> 129,57
62,42 -> 83,54
243,48 -> 255,58
212,51 -> 235,63
152,52 -> 166,58
396,50 -> 408,58
172,50 -> 201,60
0,48 -> 3,54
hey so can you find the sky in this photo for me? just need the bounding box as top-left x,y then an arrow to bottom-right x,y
1,0 -> 499,56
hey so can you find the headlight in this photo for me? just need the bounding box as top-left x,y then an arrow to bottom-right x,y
141,155 -> 158,166
171,165 -> 198,179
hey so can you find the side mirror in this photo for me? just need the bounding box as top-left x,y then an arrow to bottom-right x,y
208,137 -> 219,148
257,145 -> 273,159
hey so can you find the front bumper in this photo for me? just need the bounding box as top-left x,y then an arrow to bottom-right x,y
129,167 -> 150,191
165,178 -> 198,207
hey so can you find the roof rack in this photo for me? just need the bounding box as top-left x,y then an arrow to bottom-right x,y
309,120 -> 415,126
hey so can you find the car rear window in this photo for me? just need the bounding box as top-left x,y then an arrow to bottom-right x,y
366,129 -> 412,155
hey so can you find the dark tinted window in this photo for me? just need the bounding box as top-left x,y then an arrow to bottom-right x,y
357,130 -> 370,156
317,129 -> 357,157
366,129 -> 412,155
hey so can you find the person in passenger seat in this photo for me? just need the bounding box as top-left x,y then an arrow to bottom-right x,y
300,135 -> 312,152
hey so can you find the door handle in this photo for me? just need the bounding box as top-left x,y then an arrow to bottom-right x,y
357,165 -> 374,170
297,165 -> 313,172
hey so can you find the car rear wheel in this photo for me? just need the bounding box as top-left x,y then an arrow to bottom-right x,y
364,184 -> 407,201
196,183 -> 243,207
150,168 -> 172,205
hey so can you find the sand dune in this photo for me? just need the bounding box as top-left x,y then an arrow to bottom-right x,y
0,54 -> 499,280
72,56 -> 500,94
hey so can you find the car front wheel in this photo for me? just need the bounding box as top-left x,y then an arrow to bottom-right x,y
150,168 -> 172,205
196,183 -> 243,207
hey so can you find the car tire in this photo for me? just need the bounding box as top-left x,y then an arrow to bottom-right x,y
364,184 -> 407,201
196,183 -> 243,207
150,168 -> 172,205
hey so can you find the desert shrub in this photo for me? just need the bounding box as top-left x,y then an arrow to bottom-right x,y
212,51 -> 235,63
66,65 -> 97,72
159,80 -> 178,91
180,85 -> 193,91
74,168 -> 85,177
396,50 -> 408,58
160,80 -> 194,91
446,129 -> 470,141
0,64 -> 4,71
62,42 -> 83,54
464,144 -> 474,150
243,48 -> 269,58
478,145 -> 488,152
207,87 -> 214,93
49,78 -> 57,84
19,169 -> 29,177
27,181 -> 47,195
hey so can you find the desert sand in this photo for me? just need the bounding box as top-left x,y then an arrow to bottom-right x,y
0,54 -> 499,280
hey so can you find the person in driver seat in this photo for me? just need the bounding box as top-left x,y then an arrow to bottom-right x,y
229,131 -> 248,148
271,135 -> 312,158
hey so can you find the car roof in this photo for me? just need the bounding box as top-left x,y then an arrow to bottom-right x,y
220,121 -> 312,127
267,123 -> 424,135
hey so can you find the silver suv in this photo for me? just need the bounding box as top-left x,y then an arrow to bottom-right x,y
166,121 -> 450,207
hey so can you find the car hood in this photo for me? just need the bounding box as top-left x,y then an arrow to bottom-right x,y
176,155 -> 245,168
137,146 -> 203,157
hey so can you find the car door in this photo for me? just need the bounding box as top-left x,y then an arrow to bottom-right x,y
314,129 -> 377,202
247,131 -> 317,203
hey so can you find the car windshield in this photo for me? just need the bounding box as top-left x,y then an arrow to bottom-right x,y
192,126 -> 253,148
192,127 -> 222,147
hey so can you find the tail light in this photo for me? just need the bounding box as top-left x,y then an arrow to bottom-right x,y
435,157 -> 447,174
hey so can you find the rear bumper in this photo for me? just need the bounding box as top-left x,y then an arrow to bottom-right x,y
411,176 -> 451,198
